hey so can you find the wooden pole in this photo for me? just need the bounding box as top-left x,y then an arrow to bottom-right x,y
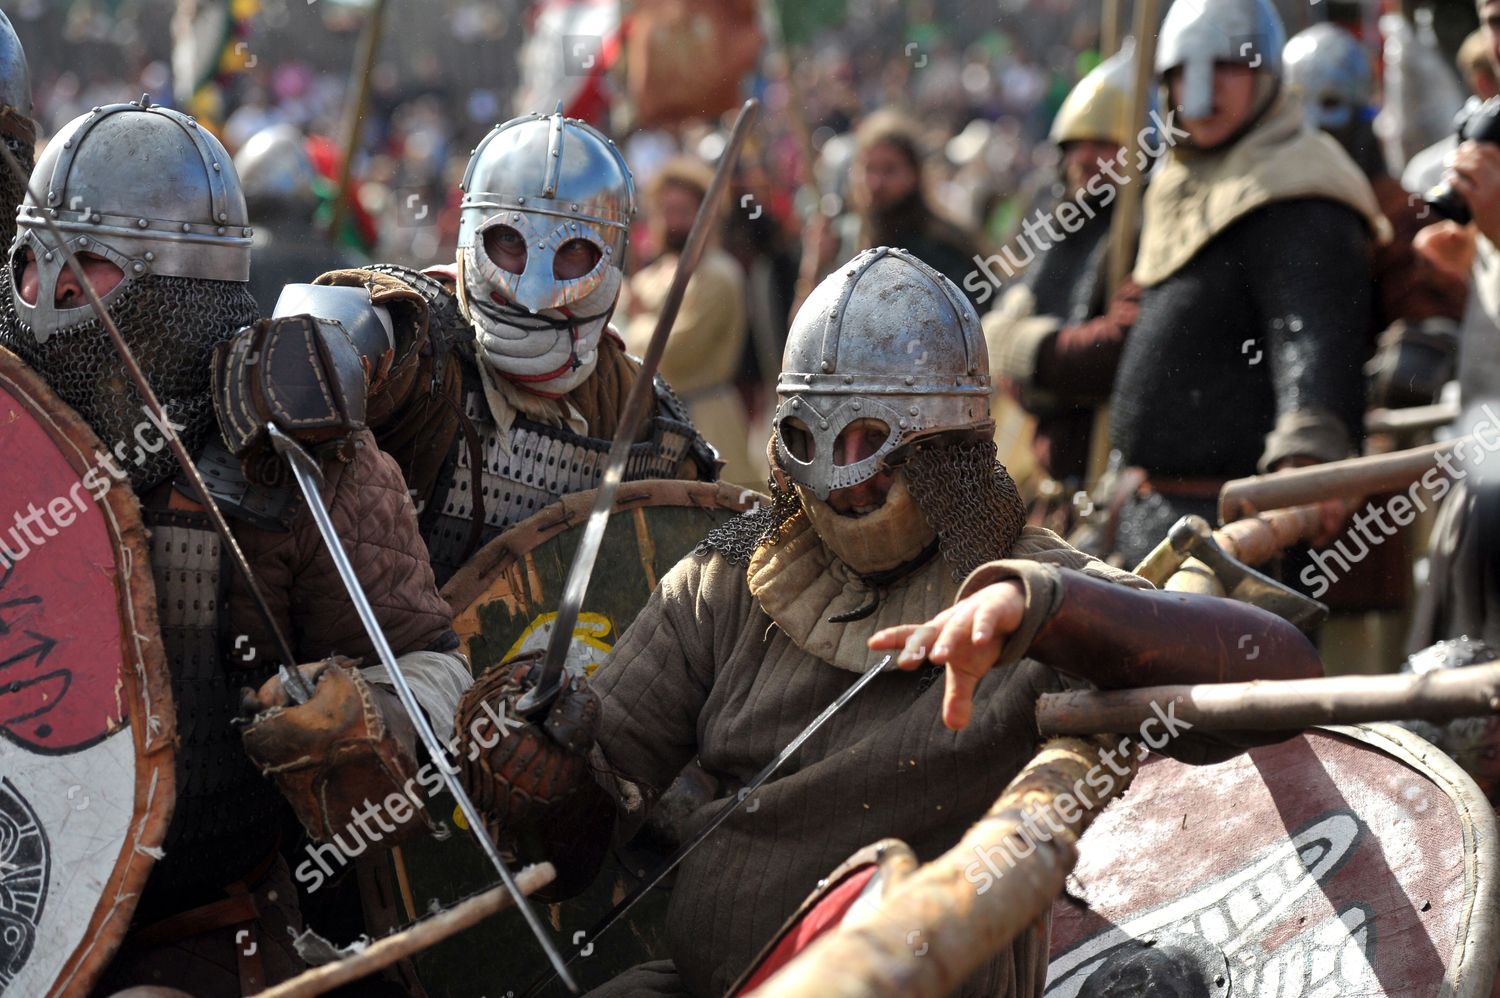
751,736 -> 1136,997
254,863 -> 555,998
1218,435 -> 1473,523
1036,662 -> 1500,736
1100,0 -> 1123,59
1085,0 -> 1159,491
326,0 -> 389,243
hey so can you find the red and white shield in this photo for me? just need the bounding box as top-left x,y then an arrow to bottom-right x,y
0,347 -> 174,995
1047,724 -> 1500,997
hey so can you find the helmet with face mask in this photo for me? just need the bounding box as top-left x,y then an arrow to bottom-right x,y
1283,23 -> 1373,132
456,109 -> 635,397
1156,0 -> 1285,126
764,247 -> 1025,578
0,96 -> 257,492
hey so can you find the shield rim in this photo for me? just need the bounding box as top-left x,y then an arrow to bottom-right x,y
1327,722 -> 1500,998
441,478 -> 765,609
0,345 -> 175,996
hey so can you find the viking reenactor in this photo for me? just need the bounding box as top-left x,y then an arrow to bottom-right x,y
1105,0 -> 1383,566
1284,22 -> 1468,409
289,110 -> 719,586
0,97 -> 468,994
232,122 -> 365,315
0,9 -> 32,251
450,247 -> 1322,996
984,42 -> 1144,491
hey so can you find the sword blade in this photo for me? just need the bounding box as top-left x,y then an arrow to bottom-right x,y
266,426 -> 578,994
521,653 -> 897,997
517,99 -> 761,718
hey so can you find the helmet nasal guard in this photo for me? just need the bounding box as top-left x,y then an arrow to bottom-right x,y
774,247 -> 991,501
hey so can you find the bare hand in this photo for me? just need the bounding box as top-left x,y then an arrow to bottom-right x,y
1446,141 -> 1500,247
1414,220 -> 1477,282
868,580 -> 1026,731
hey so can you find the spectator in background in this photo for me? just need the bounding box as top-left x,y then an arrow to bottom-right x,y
798,109 -> 986,310
622,155 -> 760,487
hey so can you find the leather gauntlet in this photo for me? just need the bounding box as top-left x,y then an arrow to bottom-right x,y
455,652 -> 614,898
241,656 -> 432,846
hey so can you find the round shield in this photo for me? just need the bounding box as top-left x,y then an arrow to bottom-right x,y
1046,724 -> 1499,997
363,479 -> 759,997
0,347 -> 173,995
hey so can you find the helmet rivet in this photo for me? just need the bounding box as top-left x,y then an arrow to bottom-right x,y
212,162 -> 221,171
820,361 -> 831,372
898,418 -> 908,429
904,376 -> 915,386
791,399 -> 801,409
909,405 -> 919,415
818,420 -> 828,430
181,223 -> 191,232
852,401 -> 861,410
571,203 -> 579,210
143,251 -> 155,261
244,227 -> 253,236
217,226 -> 227,235
90,213 -> 101,223
77,237 -> 88,247
42,251 -> 52,261
62,140 -> 71,149
517,197 -> 526,204
137,218 -> 149,228
217,211 -> 228,222
843,375 -> 853,384
132,261 -> 145,273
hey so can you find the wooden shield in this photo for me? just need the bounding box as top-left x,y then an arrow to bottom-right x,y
1046,725 -> 1499,997
0,347 -> 174,995
362,479 -> 757,997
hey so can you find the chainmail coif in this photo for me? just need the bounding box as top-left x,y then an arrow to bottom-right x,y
0,130 -> 34,253
0,269 -> 258,492
702,434 -> 1027,582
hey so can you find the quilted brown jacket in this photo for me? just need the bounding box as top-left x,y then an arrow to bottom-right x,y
227,428 -> 455,663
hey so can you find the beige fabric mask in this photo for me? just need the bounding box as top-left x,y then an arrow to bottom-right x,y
794,471 -> 936,575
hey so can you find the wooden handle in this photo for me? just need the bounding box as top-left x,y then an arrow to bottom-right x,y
1037,662 -> 1500,736
1218,437 -> 1469,523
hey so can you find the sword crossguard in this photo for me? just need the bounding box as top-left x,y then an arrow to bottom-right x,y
266,424 -> 327,491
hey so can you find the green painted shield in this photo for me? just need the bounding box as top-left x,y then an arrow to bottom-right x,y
362,480 -> 759,997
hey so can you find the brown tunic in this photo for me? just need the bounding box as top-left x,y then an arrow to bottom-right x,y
590,523 -> 1147,996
